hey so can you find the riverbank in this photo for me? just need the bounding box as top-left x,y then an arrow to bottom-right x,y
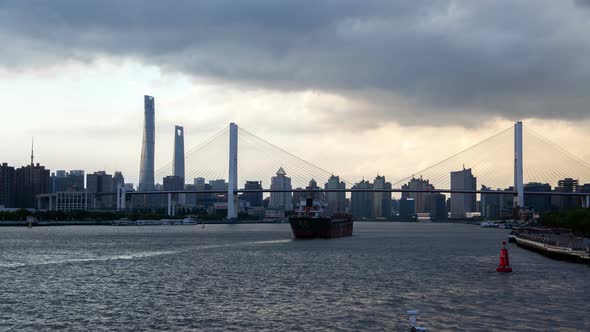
511,227 -> 590,264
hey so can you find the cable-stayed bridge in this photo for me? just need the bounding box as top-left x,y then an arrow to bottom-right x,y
117,122 -> 590,219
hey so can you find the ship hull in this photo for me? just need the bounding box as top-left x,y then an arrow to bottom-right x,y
289,215 -> 354,239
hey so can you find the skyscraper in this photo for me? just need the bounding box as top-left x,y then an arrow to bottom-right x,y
15,163 -> 50,208
269,167 -> 292,211
87,171 -> 114,209
556,178 -> 579,211
139,95 -> 155,191
402,177 -> 435,214
325,175 -> 346,216
0,163 -> 16,208
351,179 -> 373,218
51,170 -> 85,193
372,175 -> 392,218
450,167 -> 477,218
112,171 -> 125,192
523,182 -> 552,213
242,181 -> 263,207
173,125 -> 185,179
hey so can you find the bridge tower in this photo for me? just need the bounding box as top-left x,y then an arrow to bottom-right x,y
227,123 -> 238,220
514,121 -> 524,209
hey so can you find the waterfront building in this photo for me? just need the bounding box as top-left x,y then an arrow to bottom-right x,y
173,125 -> 185,180
398,198 -> 415,218
269,167 -> 292,211
351,179 -> 373,218
0,163 -> 16,208
372,175 -> 392,218
242,181 -> 263,208
450,167 -> 477,218
425,193 -> 447,220
38,192 -> 96,211
523,182 -> 552,213
325,175 -> 346,216
139,95 -> 155,191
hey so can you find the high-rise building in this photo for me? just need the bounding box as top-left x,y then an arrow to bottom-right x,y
425,193 -> 447,220
306,179 -> 323,201
194,179 -> 213,206
351,179 -> 373,218
51,170 -> 85,193
555,178 -> 579,211
242,181 -> 263,208
401,177 -> 435,214
0,163 -> 16,208
163,175 -> 185,191
87,171 -> 114,209
269,167 -> 292,211
480,185 -> 515,219
15,163 -> 50,209
139,95 -> 155,191
481,185 -> 501,219
173,125 -> 185,179
450,167 -> 477,218
209,179 -> 228,202
523,182 -> 552,213
325,175 -> 346,216
112,171 -> 125,192
372,175 -> 392,218
398,197 -> 415,218
292,187 -> 305,210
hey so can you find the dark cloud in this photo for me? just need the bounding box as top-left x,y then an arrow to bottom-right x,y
1,0 -> 590,126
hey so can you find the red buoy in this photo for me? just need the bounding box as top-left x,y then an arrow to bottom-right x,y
496,241 -> 512,272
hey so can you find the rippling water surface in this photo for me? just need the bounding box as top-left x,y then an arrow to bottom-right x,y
0,223 -> 588,331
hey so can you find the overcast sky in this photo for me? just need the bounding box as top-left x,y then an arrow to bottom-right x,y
1,0 -> 590,186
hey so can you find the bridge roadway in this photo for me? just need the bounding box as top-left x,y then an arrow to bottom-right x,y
97,189 -> 590,197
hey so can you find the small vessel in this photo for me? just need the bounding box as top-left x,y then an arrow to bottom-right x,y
289,196 -> 353,239
182,217 -> 198,225
407,310 -> 427,332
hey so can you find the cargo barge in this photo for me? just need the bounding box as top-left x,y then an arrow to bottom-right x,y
289,197 -> 353,239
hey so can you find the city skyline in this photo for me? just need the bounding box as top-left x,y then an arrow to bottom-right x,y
2,2 -> 590,186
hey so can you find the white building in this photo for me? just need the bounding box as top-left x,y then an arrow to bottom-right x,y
38,192 -> 97,211
269,167 -> 293,211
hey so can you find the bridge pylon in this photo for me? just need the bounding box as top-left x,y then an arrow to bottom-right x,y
514,121 -> 524,210
227,123 -> 238,220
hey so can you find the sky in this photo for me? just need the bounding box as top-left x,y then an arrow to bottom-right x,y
1,0 -> 590,186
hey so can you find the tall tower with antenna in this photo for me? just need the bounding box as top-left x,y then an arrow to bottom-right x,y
30,137 -> 34,166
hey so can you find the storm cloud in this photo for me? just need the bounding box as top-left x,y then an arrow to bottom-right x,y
1,0 -> 590,126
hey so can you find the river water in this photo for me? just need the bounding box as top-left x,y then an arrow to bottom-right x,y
0,223 -> 588,331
